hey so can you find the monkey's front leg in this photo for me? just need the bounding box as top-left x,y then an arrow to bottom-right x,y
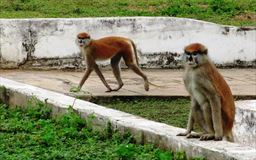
177,98 -> 203,138
177,114 -> 203,139
94,64 -> 113,92
177,107 -> 194,137
71,68 -> 93,92
77,68 -> 93,91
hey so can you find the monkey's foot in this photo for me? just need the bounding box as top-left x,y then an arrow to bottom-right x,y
105,88 -> 113,92
112,84 -> 124,92
199,133 -> 215,141
214,134 -> 223,141
144,83 -> 149,91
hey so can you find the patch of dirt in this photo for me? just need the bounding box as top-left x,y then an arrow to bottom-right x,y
234,12 -> 256,21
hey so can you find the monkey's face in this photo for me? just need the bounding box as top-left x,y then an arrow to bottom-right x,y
183,51 -> 206,68
76,32 -> 91,48
76,38 -> 91,48
183,43 -> 208,68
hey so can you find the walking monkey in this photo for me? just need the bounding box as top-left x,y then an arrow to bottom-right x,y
75,32 -> 149,92
177,43 -> 235,142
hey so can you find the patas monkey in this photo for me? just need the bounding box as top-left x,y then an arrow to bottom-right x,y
75,32 -> 149,92
177,43 -> 235,142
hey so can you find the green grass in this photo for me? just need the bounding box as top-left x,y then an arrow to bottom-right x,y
0,0 -> 255,26
0,101 -> 204,160
93,98 -> 191,128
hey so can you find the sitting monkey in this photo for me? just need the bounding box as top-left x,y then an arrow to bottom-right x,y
177,43 -> 235,142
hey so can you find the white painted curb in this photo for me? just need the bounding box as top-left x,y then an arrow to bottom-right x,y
0,77 -> 256,160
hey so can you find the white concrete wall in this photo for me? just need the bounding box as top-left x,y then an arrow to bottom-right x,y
234,100 -> 256,148
0,17 -> 255,69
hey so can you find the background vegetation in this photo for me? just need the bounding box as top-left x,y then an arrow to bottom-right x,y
0,0 -> 255,26
0,102 -> 205,160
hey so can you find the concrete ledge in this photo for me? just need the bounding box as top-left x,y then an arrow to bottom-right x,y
0,77 -> 256,160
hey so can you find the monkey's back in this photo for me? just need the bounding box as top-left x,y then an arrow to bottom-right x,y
89,36 -> 133,60
206,62 -> 235,134
96,36 -> 131,49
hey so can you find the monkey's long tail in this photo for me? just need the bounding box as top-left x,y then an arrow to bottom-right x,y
130,40 -> 139,66
148,82 -> 165,88
131,40 -> 165,89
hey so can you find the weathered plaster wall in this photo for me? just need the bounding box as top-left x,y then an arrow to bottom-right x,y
0,17 -> 255,69
234,100 -> 256,148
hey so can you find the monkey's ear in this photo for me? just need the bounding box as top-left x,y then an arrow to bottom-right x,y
203,49 -> 208,55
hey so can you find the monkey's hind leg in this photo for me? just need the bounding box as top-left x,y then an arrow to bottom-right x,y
126,63 -> 149,91
111,55 -> 124,91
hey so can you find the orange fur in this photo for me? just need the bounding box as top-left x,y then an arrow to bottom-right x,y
87,37 -> 135,61
185,43 -> 207,54
205,62 -> 235,134
77,32 -> 90,39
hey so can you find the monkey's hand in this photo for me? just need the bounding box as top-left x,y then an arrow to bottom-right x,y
70,86 -> 81,93
177,131 -> 190,137
177,132 -> 202,139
